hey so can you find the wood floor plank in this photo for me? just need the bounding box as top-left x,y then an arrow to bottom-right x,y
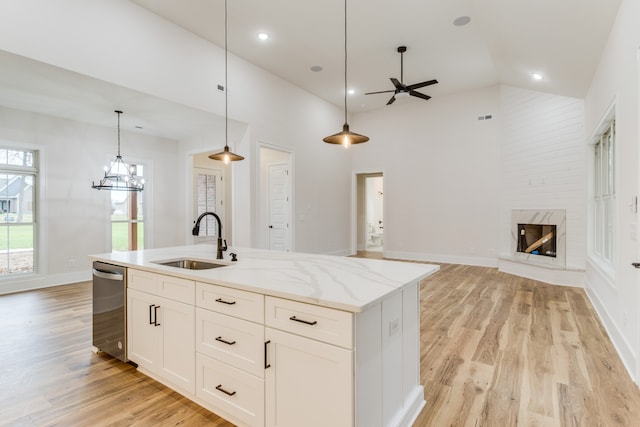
2,260 -> 640,426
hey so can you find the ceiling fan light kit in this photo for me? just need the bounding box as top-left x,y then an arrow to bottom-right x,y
365,46 -> 438,105
322,0 -> 369,147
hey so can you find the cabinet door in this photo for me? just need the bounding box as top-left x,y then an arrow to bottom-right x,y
158,297 -> 195,394
127,289 -> 161,369
265,328 -> 353,427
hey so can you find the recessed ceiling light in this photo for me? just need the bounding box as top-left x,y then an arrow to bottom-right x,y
532,72 -> 544,81
453,16 -> 471,26
348,89 -> 355,95
257,32 -> 269,41
310,65 -> 323,72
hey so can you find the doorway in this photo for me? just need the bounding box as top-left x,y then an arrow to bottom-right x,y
259,145 -> 293,251
355,172 -> 384,253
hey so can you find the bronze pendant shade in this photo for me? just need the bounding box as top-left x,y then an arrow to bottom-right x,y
323,0 -> 368,147
209,0 -> 244,164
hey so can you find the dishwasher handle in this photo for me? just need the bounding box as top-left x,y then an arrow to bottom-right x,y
92,269 -> 124,281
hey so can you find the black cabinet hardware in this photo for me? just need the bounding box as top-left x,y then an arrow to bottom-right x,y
149,304 -> 155,325
153,305 -> 161,326
215,298 -> 236,305
215,384 -> 236,396
264,340 -> 271,369
289,315 -> 317,326
215,336 -> 236,346
633,262 -> 640,269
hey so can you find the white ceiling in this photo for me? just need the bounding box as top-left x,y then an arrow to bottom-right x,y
0,0 -> 622,140
131,0 -> 621,111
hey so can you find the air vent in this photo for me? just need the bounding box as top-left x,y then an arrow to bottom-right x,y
477,114 -> 493,121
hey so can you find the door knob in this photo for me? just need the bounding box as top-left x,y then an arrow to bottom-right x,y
632,262 -> 640,269
269,225 -> 273,228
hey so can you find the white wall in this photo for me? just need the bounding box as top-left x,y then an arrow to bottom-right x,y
352,86 -> 501,265
0,0 -> 354,265
584,0 -> 640,382
0,106 -> 180,294
498,85 -> 586,270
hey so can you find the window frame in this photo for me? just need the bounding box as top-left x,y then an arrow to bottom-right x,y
0,146 -> 39,277
109,161 -> 147,252
590,115 -> 616,273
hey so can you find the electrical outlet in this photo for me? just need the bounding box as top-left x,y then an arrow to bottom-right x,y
389,318 -> 400,336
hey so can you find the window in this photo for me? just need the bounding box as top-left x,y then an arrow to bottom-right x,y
0,147 -> 37,275
111,164 -> 144,251
593,120 -> 615,265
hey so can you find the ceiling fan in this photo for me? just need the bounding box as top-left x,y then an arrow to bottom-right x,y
365,46 -> 438,105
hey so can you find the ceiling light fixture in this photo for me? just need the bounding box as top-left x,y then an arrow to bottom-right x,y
532,72 -> 544,81
209,0 -> 244,164
92,110 -> 144,192
258,32 -> 269,41
322,0 -> 369,148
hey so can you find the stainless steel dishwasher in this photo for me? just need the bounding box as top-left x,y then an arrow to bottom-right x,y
92,261 -> 127,362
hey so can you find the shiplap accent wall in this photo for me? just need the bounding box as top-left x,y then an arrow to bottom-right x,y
498,85 -> 587,283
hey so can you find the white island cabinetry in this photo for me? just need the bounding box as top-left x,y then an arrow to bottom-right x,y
90,245 -> 438,427
126,269 -> 196,395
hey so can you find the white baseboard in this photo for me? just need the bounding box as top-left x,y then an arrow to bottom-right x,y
382,250 -> 498,268
0,269 -> 92,295
583,278 -> 638,385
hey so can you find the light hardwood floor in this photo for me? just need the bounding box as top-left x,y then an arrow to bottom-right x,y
1,258 -> 639,426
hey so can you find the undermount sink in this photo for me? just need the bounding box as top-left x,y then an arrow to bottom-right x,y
152,259 -> 227,270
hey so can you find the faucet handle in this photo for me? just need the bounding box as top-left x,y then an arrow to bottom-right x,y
230,252 -> 237,262
222,239 -> 228,252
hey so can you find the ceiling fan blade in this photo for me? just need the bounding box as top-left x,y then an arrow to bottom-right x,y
365,89 -> 396,95
409,90 -> 431,101
390,78 -> 403,89
387,96 -> 396,105
407,79 -> 438,90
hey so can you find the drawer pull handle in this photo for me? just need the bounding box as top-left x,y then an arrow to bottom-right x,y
149,304 -> 155,325
289,316 -> 317,326
215,298 -> 236,305
215,384 -> 236,396
264,340 -> 271,369
153,305 -> 161,326
215,336 -> 236,346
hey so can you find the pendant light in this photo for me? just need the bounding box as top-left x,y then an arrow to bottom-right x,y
92,110 -> 144,192
209,0 -> 244,164
322,0 -> 369,147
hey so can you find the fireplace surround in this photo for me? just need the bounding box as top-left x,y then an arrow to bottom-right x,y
510,209 -> 566,267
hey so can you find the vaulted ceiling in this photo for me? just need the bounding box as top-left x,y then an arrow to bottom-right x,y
131,0 -> 621,111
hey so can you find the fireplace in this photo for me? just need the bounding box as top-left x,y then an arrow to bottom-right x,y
517,224 -> 556,257
510,209 -> 565,267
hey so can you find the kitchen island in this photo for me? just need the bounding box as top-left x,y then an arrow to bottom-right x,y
90,245 -> 439,427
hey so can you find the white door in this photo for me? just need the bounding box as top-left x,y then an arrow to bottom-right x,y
268,163 -> 290,251
127,289 -> 161,369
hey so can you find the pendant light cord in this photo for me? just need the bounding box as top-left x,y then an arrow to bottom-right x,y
116,110 -> 122,156
224,0 -> 229,148
343,0 -> 348,124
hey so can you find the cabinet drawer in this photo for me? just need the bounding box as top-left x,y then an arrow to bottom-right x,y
196,308 -> 265,378
128,269 -> 194,305
196,353 -> 264,427
265,296 -> 353,349
196,282 -> 264,323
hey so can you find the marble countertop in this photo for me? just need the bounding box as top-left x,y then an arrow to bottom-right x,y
89,245 -> 439,312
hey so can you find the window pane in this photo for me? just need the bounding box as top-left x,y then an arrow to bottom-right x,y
0,224 -> 34,274
111,222 -> 128,251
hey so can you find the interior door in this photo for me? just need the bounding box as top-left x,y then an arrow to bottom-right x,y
193,167 -> 224,242
268,163 -> 289,251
